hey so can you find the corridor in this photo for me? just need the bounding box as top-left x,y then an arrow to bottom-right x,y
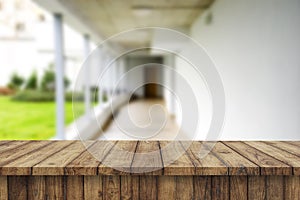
98,99 -> 184,140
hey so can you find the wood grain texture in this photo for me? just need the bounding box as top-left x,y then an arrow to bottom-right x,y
0,141 -> 29,153
45,176 -> 64,200
230,176 -> 247,200
160,141 -> 195,175
99,141 -> 137,175
187,141 -> 228,175
28,176 -> 46,200
0,141 -> 51,175
224,141 -> 291,175
66,176 -> 84,200
33,141 -> 87,175
131,141 -> 163,175
65,141 -> 101,175
0,176 -> 7,200
8,176 -> 27,200
139,176 -> 157,200
248,176 -> 266,200
245,141 -> 300,175
158,176 -> 176,200
194,176 -> 211,200
285,176 -> 300,199
210,142 -> 259,175
120,176 -> 139,200
266,176 -> 284,200
211,176 -> 229,200
0,141 -> 298,176
84,176 -> 103,200
103,176 -> 120,200
176,176 -> 194,200
0,174 -> 300,199
265,141 -> 300,157
1,141 -> 72,175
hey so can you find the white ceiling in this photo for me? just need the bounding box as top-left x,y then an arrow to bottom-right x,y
35,0 -> 214,49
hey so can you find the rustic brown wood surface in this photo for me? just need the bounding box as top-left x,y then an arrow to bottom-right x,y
0,141 -> 299,199
0,141 -> 299,176
1,175 -> 297,200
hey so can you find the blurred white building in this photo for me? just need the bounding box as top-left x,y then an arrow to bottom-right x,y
0,0 -> 88,90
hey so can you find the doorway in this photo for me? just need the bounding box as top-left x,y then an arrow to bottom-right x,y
144,66 -> 163,99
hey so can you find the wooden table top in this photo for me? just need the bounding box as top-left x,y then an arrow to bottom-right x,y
0,141 -> 299,176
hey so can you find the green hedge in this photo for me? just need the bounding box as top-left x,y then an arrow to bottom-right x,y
11,90 -> 100,102
12,90 -> 55,102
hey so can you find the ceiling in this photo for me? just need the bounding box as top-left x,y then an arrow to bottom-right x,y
57,0 -> 213,48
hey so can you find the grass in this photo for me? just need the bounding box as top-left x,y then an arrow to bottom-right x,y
0,96 -> 85,140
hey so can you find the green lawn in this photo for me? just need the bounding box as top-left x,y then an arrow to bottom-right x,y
0,96 -> 84,140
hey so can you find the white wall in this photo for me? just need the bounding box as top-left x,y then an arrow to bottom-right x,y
174,0 -> 300,140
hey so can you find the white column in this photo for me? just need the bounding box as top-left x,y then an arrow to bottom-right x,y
114,60 -> 119,95
54,13 -> 65,139
98,48 -> 103,104
110,55 -> 115,98
83,34 -> 91,114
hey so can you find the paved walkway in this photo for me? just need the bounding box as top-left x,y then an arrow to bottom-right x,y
98,99 -> 185,140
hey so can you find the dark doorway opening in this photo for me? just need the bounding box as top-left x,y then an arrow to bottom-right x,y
144,83 -> 163,99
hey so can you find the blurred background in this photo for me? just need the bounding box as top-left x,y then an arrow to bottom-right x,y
0,0 -> 91,139
0,0 -> 299,140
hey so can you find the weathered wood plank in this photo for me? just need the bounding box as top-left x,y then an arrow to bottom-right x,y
194,176 -> 211,200
285,176 -> 300,199
140,176 -> 157,200
248,176 -> 266,200
0,141 -> 299,177
120,176 -> 139,200
1,141 -> 72,175
0,176 -> 7,200
65,141 -> 104,175
230,176 -> 247,200
224,141 -> 291,175
103,176 -> 120,200
186,141 -> 228,175
33,141 -> 89,175
266,176 -> 284,200
28,176 -> 46,200
176,176 -> 194,200
265,141 -> 300,157
0,141 -> 29,153
0,141 -> 51,175
211,142 -> 259,175
131,141 -> 163,175
84,176 -> 103,200
158,176 -> 175,200
211,176 -> 229,200
157,176 -> 194,199
99,141 -> 137,175
8,176 -> 27,200
45,176 -> 64,200
67,141 -> 117,175
245,141 -> 300,175
66,176 -> 84,200
0,141 -> 12,145
160,141 -> 195,175
287,141 -> 300,147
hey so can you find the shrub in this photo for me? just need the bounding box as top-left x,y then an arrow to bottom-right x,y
25,71 -> 38,90
11,90 -> 55,102
41,67 -> 70,91
11,90 -> 87,102
7,73 -> 24,89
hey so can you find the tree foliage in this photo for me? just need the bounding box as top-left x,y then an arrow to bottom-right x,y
25,71 -> 38,90
7,73 -> 24,90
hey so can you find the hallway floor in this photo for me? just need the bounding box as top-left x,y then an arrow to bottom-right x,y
98,99 -> 184,140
